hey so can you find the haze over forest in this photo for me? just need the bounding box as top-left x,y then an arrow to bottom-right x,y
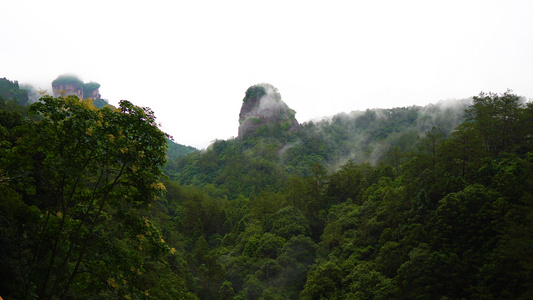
2,76 -> 533,298
2,1 -> 533,148
2,1 -> 533,299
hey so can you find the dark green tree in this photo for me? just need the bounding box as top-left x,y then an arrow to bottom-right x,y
0,95 -> 171,299
466,90 -> 522,154
442,121 -> 485,179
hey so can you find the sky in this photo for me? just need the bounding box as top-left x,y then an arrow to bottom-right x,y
2,1 -> 533,149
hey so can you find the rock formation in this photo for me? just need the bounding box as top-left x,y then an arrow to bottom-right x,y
238,83 -> 298,138
51,75 -> 101,101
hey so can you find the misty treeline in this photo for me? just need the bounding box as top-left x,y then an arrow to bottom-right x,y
1,82 -> 533,299
0,77 -> 31,107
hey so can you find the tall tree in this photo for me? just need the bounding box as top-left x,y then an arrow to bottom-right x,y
417,127 -> 445,185
442,121 -> 485,180
467,91 -> 522,154
0,95 -> 170,299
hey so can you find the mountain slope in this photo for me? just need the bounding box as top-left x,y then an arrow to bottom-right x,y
165,87 -> 470,197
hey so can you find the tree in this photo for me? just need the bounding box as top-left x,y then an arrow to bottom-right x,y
417,127 -> 445,185
0,95 -> 169,299
276,235 -> 317,294
517,102 -> 533,154
442,121 -> 485,179
219,280 -> 235,299
285,176 -> 307,213
466,91 -> 522,154
327,159 -> 368,204
305,161 -> 328,240
301,261 -> 343,299
269,206 -> 310,239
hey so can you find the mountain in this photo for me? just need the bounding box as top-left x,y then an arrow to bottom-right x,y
238,83 -> 298,139
162,90 -> 533,299
3,75 -> 533,299
166,85 -> 470,196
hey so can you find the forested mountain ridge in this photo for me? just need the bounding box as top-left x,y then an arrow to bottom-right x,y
1,77 -> 533,299
165,84 -> 470,197
165,87 -> 533,299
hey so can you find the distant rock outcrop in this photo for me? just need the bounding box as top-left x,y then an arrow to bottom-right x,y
51,74 -> 108,108
52,74 -> 102,101
238,83 -> 298,138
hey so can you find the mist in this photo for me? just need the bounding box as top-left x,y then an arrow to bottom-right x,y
285,98 -> 473,172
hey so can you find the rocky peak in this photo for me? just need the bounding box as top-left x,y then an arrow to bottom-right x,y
238,83 -> 298,138
52,75 -> 101,101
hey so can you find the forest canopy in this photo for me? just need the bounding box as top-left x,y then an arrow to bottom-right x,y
0,77 -> 29,106
0,94 -> 196,299
1,83 -> 532,299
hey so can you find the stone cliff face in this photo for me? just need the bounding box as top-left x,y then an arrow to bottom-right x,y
86,88 -> 101,101
52,83 -> 84,99
238,83 -> 298,138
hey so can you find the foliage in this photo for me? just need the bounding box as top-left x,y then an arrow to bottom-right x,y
92,98 -> 109,109
2,87 -> 532,299
82,81 -> 101,95
52,74 -> 84,86
165,139 -> 198,162
0,95 -> 197,299
0,77 -> 29,106
244,85 -> 267,100
243,83 -> 281,102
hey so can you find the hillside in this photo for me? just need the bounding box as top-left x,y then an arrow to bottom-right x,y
1,77 -> 532,299
165,84 -> 470,197
166,138 -> 198,161
163,89 -> 533,299
0,77 -> 29,106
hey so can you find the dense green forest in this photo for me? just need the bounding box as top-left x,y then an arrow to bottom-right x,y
166,139 -> 198,162
0,77 -> 30,106
1,80 -> 533,299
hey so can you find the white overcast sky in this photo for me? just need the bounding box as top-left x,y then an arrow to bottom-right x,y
2,1 -> 533,148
